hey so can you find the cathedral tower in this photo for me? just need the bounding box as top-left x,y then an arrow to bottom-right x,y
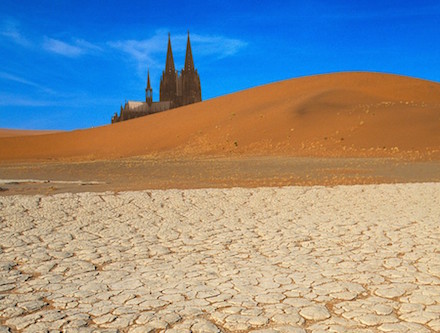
145,70 -> 152,106
160,34 -> 177,103
181,32 -> 202,106
113,32 -> 202,124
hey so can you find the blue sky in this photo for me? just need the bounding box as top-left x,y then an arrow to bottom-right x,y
1,0 -> 440,130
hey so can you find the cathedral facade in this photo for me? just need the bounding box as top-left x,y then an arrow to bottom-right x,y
112,33 -> 202,123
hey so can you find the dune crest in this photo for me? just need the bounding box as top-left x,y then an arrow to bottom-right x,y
1,72 -> 440,161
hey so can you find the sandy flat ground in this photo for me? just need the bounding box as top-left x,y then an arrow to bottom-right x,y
0,156 -> 440,195
1,183 -> 440,332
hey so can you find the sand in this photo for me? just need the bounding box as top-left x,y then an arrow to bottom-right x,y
0,129 -> 62,138
1,72 -> 440,162
1,156 -> 440,196
1,72 -> 439,192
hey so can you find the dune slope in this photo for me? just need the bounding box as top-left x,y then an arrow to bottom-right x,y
0,129 -> 62,138
1,72 -> 440,161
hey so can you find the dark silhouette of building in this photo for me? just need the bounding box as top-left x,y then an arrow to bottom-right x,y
112,32 -> 202,123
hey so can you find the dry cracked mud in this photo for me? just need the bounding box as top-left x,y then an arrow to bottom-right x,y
1,183 -> 440,332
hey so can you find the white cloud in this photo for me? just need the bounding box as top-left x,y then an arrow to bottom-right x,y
2,18 -> 246,63
0,91 -> 119,108
42,37 -> 102,57
0,93 -> 55,107
190,33 -> 248,58
43,38 -> 85,57
75,38 -> 103,52
1,19 -> 32,47
1,19 -> 102,58
0,71 -> 55,93
109,31 -> 247,70
108,32 -> 166,69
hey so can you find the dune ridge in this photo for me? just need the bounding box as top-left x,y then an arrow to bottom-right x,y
0,129 -> 62,138
1,72 -> 440,162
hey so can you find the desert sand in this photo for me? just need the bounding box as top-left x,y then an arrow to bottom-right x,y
1,72 -> 440,162
1,156 -> 440,196
0,129 -> 61,138
1,72 -> 439,193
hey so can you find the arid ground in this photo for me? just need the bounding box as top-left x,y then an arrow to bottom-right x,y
1,156 -> 440,196
1,72 -> 440,332
1,72 -> 440,194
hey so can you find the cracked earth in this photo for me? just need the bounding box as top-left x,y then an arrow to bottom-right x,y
1,183 -> 440,333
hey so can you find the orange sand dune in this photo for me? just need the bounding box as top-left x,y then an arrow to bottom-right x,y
1,72 -> 440,162
0,129 -> 62,138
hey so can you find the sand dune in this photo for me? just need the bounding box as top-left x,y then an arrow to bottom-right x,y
1,72 -> 439,161
0,129 -> 62,138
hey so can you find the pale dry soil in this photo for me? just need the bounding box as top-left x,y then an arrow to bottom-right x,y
1,184 -> 440,332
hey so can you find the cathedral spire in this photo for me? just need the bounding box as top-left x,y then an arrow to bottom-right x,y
165,33 -> 175,73
146,69 -> 151,90
146,69 -> 152,105
184,31 -> 195,71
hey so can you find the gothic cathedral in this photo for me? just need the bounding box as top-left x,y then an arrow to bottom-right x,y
112,32 -> 202,123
